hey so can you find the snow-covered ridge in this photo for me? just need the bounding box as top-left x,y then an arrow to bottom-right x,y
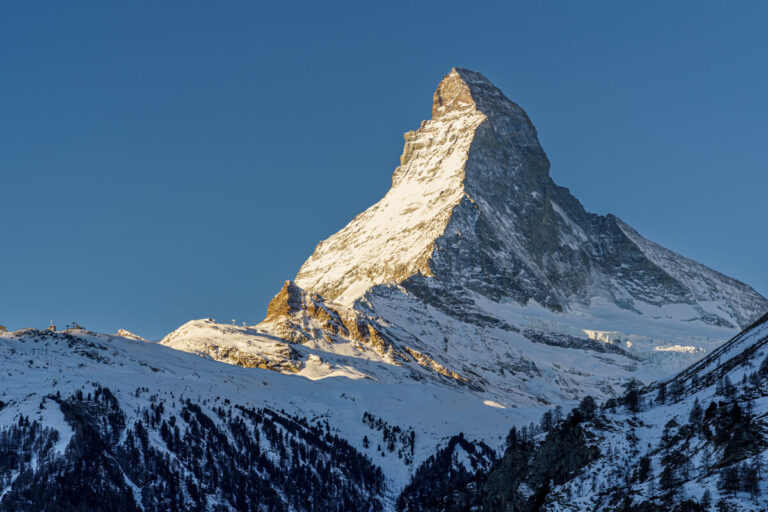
665,312 -> 768,394
614,217 -> 767,329
160,318 -> 303,373
116,328 -> 149,342
0,327 -> 526,501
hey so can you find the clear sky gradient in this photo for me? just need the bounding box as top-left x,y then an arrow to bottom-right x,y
1,2 -> 766,339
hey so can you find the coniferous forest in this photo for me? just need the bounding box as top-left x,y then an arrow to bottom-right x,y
0,386 -> 384,512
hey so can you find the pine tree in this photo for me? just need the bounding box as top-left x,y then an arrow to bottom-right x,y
623,379 -> 642,413
505,426 -> 518,449
689,398 -> 704,435
635,455 -> 651,482
578,396 -> 597,420
553,405 -> 563,425
743,461 -> 760,500
723,376 -> 735,398
718,465 -> 739,495
540,410 -> 554,432
670,380 -> 684,401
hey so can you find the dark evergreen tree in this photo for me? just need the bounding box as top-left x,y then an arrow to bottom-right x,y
623,379 -> 642,413
635,455 -> 652,483
540,410 -> 554,432
577,396 -> 597,420
689,398 -> 704,435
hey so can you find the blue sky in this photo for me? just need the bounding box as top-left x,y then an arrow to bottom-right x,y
1,2 -> 766,339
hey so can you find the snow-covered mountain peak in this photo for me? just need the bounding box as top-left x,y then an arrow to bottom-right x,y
165,68 -> 765,413
294,68 -> 766,329
296,68 -> 553,307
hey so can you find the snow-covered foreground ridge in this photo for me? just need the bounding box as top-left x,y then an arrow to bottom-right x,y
0,327 -> 527,510
2,315 -> 768,510
165,67 -> 766,408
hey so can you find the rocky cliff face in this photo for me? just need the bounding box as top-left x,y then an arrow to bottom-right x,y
296,68 -> 766,329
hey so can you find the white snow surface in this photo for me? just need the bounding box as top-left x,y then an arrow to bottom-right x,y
543,314 -> 768,511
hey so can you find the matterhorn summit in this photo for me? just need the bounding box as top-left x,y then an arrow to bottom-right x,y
295,68 -> 766,327
166,68 -> 768,405
295,68 -> 551,309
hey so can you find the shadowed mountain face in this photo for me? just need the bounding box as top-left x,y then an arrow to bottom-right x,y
295,68 -> 766,329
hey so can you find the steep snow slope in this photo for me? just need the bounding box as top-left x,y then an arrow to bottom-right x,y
402,314 -> 768,511
614,217 -> 767,330
543,313 -> 768,511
